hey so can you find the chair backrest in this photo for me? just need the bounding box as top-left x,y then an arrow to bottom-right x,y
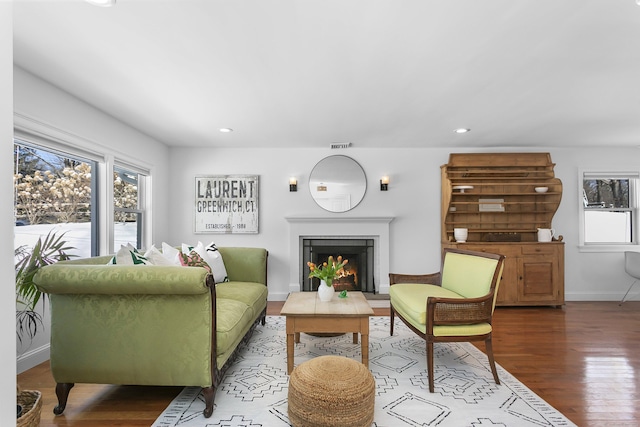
441,249 -> 503,299
625,251 -> 640,280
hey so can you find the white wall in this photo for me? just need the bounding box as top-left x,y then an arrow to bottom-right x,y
168,146 -> 640,302
14,66 -> 173,247
2,0 -> 17,415
13,67 -> 172,373
551,148 -> 640,300
168,148 -> 442,300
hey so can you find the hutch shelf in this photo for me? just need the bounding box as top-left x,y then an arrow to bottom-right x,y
441,152 -> 565,307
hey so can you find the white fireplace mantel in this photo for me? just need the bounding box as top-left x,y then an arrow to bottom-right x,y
286,216 -> 394,295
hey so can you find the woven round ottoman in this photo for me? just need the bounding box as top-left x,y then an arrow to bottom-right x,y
288,355 -> 375,427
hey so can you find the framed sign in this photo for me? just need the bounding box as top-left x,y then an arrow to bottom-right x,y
194,175 -> 259,234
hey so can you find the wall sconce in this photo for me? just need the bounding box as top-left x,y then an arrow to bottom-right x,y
289,177 -> 298,192
380,176 -> 390,191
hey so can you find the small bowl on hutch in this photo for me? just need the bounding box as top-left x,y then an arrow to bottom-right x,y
534,187 -> 549,193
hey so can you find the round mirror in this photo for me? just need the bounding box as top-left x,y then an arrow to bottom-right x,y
309,155 -> 367,212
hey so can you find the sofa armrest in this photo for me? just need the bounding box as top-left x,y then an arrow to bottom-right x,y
34,264 -> 212,295
218,247 -> 268,285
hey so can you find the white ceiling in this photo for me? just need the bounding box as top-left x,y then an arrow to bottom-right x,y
12,0 -> 640,149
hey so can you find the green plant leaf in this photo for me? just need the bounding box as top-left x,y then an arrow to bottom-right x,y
15,230 -> 75,342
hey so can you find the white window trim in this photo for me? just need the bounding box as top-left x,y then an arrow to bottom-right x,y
578,168 -> 639,253
113,161 -> 151,252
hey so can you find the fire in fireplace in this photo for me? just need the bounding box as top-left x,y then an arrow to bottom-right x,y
315,253 -> 358,292
302,238 -> 374,293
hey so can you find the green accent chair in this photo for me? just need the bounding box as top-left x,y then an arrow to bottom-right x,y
34,246 -> 268,418
389,248 -> 505,392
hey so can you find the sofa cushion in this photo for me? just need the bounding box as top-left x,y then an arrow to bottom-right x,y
215,298 -> 253,356
433,323 -> 492,337
218,247 -> 267,284
389,283 -> 463,332
215,281 -> 268,317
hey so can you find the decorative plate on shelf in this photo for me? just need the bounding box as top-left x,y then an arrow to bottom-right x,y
452,185 -> 474,193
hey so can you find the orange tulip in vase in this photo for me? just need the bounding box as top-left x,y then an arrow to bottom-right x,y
307,255 -> 349,302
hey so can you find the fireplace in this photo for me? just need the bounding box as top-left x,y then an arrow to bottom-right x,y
302,238 -> 375,293
285,216 -> 394,299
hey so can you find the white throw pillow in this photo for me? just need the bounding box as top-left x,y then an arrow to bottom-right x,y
161,242 -> 182,265
181,242 -> 194,254
144,245 -> 174,266
108,244 -> 151,265
194,241 -> 229,283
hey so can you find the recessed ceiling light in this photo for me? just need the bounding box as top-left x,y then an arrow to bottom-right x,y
86,0 -> 116,7
219,128 -> 233,133
454,128 -> 470,134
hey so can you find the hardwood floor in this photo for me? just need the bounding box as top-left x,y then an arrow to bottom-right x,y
17,301 -> 640,426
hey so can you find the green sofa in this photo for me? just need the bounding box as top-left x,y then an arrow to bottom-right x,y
33,246 -> 268,418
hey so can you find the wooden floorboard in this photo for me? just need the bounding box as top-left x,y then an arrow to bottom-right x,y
17,301 -> 640,427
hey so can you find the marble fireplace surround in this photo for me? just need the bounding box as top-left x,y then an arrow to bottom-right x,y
286,216 -> 394,295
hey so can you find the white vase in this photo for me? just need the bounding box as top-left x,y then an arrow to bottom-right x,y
317,280 -> 335,302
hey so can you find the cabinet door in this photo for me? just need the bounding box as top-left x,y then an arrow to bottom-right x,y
517,254 -> 559,303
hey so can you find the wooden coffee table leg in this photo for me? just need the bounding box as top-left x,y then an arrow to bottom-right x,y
361,317 -> 370,367
286,317 -> 295,374
361,333 -> 369,367
287,332 -> 294,374
352,332 -> 358,344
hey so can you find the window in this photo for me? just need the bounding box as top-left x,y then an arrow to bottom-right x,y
14,134 -> 152,257
14,140 -> 98,258
113,165 -> 148,250
580,171 -> 639,249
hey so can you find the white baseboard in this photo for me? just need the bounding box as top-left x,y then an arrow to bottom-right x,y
377,284 -> 390,295
288,283 -> 301,294
269,291 -> 292,302
565,291 -> 640,302
17,344 -> 50,374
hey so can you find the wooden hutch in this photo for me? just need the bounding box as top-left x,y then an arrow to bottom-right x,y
441,153 -> 565,306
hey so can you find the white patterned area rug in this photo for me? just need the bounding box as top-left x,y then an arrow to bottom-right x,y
152,316 -> 576,427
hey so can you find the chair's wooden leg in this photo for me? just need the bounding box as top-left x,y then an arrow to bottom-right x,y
202,386 -> 215,418
427,341 -> 435,392
485,336 -> 500,385
53,382 -> 74,415
390,306 -> 395,336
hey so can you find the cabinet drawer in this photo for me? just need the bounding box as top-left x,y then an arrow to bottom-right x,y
521,245 -> 557,255
461,244 -> 518,258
